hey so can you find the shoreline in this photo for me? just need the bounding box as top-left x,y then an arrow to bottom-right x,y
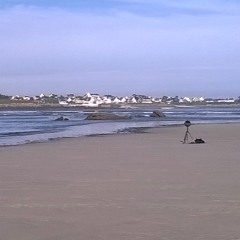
1,121 -> 240,148
1,121 -> 239,148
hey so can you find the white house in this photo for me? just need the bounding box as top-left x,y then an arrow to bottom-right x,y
179,97 -> 192,103
112,97 -> 121,104
141,98 -> 153,104
217,98 -> 235,103
85,92 -> 100,99
23,96 -> 31,101
33,96 -> 41,101
67,97 -> 75,103
128,97 -> 138,104
59,100 -> 68,105
120,97 -> 128,103
75,96 -> 86,105
192,97 -> 205,102
11,95 -> 20,100
102,96 -> 112,104
152,98 -> 162,103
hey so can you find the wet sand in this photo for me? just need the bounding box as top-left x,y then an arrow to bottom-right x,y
1,123 -> 240,240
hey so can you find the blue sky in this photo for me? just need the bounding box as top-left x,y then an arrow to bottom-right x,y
0,0 -> 240,97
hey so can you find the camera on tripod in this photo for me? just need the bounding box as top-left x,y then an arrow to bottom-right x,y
182,121 -> 205,144
183,120 -> 193,144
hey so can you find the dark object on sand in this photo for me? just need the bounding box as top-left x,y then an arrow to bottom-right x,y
150,110 -> 166,118
194,138 -> 205,144
55,116 -> 69,121
85,112 -> 130,120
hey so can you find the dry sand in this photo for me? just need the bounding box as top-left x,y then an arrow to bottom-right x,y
0,123 -> 240,240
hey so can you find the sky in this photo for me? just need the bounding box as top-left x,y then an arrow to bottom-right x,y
0,0 -> 240,97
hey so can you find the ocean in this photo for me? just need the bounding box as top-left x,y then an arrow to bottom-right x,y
1,106 -> 240,146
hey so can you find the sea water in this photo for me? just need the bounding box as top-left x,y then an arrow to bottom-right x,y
0,106 -> 240,146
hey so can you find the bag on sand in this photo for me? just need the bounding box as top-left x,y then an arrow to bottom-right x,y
194,138 -> 205,144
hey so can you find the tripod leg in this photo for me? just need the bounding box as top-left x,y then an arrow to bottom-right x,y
183,131 -> 188,144
188,131 -> 194,141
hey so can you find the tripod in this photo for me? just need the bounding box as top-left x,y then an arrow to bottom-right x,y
183,126 -> 194,144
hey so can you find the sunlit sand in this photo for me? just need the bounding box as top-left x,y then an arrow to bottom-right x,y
1,124 -> 240,240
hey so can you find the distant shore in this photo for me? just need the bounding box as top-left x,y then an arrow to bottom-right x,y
0,102 -> 239,111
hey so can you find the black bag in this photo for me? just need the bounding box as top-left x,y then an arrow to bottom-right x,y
194,138 -> 205,144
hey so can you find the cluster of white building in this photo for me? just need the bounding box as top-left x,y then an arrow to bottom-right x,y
58,93 -> 162,107
10,92 -> 237,107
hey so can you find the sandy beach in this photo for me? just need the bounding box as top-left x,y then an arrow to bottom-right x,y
1,123 -> 240,240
